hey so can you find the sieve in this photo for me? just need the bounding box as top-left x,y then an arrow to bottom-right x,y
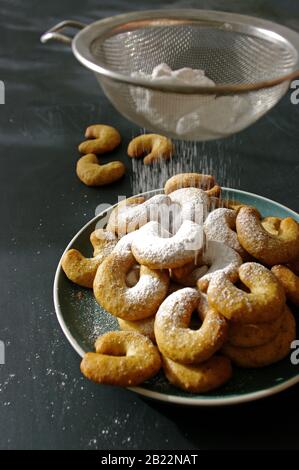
41,10 -> 299,141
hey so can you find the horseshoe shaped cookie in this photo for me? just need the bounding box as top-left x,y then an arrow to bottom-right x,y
222,307 -> 296,368
81,331 -> 161,386
93,237 -> 169,320
76,154 -> 125,186
78,124 -> 121,154
127,133 -> 173,165
236,206 -> 299,265
61,229 -> 117,288
207,262 -> 286,323
154,288 -> 228,364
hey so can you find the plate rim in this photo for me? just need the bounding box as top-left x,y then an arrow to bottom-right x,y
53,187 -> 299,406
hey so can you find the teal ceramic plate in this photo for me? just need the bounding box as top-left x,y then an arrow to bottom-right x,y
54,188 -> 299,406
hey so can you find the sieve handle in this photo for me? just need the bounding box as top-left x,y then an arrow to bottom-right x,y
40,20 -> 86,45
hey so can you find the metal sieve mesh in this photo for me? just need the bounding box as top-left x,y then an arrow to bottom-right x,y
91,25 -> 295,82
85,18 -> 297,140
41,11 -> 299,140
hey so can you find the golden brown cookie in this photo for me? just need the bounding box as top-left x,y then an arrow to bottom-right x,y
93,237 -> 169,320
207,262 -> 285,323
127,134 -> 173,165
154,288 -> 228,364
78,124 -> 121,154
271,265 -> 299,307
261,216 -> 282,235
81,331 -> 161,386
164,173 -> 216,194
61,229 -> 117,288
162,355 -> 232,393
236,206 -> 299,265
76,154 -> 125,186
227,314 -> 283,348
222,307 -> 296,367
117,316 -> 156,343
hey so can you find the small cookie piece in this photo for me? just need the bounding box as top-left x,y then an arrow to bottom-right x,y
162,355 -> 232,393
127,134 -> 173,165
205,185 -> 222,198
222,307 -> 296,368
207,262 -> 286,323
271,265 -> 299,307
76,154 -> 125,186
236,206 -> 299,265
78,124 -> 121,154
81,331 -> 161,386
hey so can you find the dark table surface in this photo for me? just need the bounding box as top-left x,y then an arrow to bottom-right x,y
1,0 -> 299,450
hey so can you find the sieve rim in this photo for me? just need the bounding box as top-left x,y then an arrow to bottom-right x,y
72,9 -> 299,94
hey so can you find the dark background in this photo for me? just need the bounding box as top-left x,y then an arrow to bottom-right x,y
1,0 -> 299,450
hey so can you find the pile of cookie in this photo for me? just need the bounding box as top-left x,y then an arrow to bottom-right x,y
62,173 -> 299,393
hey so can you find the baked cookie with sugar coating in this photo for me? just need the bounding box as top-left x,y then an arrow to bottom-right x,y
207,262 -> 285,323
170,240 -> 242,291
196,240 -> 242,292
204,208 -> 248,258
154,288 -> 228,364
236,206 -> 299,265
107,194 -> 171,236
131,220 -> 204,269
164,172 -> 217,194
106,196 -> 145,234
93,234 -> 169,320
